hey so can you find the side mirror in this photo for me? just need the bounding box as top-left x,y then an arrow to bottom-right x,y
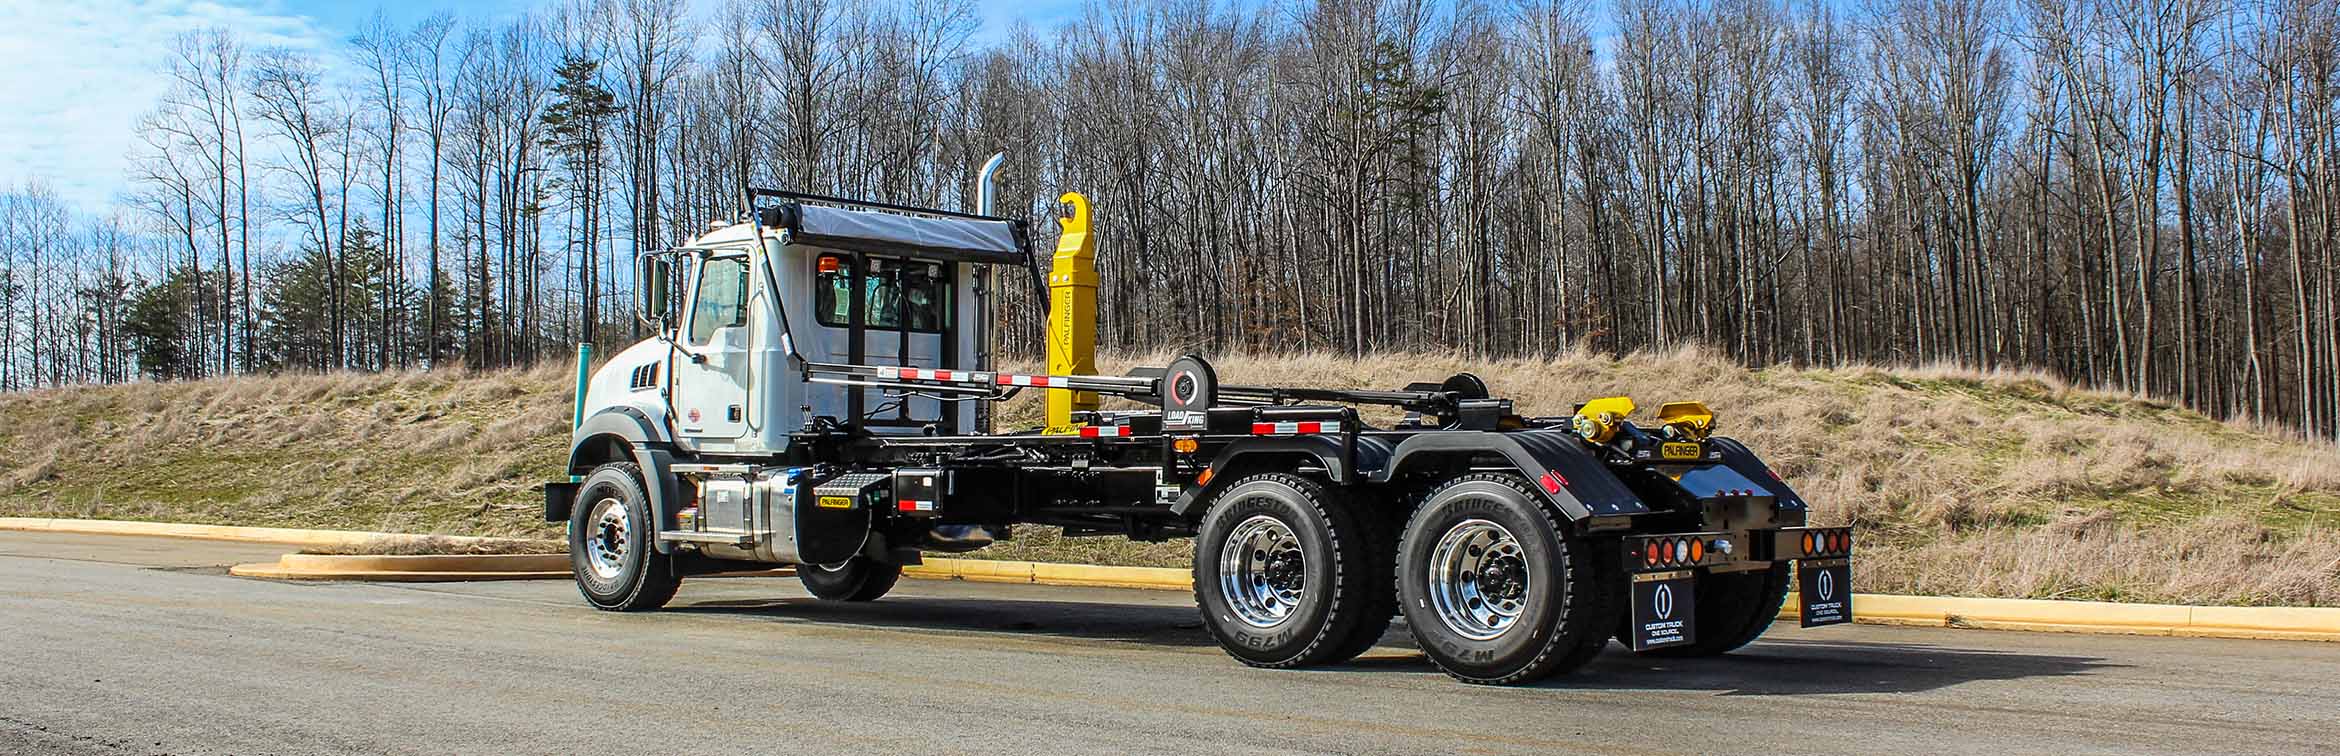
638,255 -> 673,326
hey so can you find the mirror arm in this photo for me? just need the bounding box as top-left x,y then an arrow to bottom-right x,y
660,335 -> 708,365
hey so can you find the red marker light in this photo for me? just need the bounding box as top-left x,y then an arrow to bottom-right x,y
1539,472 -> 1565,494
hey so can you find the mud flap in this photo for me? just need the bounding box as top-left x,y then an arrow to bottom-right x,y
1628,570 -> 1696,651
1798,558 -> 1852,627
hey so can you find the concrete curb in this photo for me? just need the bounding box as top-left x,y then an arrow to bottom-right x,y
904,557 -> 1193,591
230,554 -> 574,582
228,553 -> 798,583
1782,592 -> 2340,643
12,518 -> 2335,641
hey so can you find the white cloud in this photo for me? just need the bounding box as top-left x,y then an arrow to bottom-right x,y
0,0 -> 331,212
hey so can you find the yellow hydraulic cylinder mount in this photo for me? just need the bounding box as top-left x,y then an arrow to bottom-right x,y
1045,192 -> 1099,433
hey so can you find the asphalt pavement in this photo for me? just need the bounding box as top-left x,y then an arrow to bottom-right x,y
1,531 -> 2333,755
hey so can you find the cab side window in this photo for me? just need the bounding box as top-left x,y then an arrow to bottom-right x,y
688,256 -> 749,345
813,254 -> 950,333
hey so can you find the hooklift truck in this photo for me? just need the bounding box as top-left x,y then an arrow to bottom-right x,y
541,158 -> 1854,685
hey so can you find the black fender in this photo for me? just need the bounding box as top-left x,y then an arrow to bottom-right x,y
1372,429 -> 1648,520
567,407 -> 687,553
1168,436 -> 1396,517
1702,436 -> 1807,512
568,406 -> 665,472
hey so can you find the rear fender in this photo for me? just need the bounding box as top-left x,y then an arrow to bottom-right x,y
1702,436 -> 1807,513
1376,430 -> 1649,520
1169,436 -> 1392,517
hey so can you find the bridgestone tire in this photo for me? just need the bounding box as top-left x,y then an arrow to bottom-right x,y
799,556 -> 902,602
569,462 -> 682,612
1193,473 -> 1377,669
1321,489 -> 1400,663
1397,473 -> 1607,685
1634,563 -> 1791,658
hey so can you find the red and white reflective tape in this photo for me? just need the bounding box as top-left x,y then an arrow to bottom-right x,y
995,373 -> 1067,388
1078,425 -> 1132,438
896,499 -> 938,513
1250,421 -> 1340,435
878,367 -> 974,382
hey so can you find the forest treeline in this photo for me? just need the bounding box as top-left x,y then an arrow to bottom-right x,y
0,0 -> 2334,439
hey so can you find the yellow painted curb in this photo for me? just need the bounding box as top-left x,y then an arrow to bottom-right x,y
1781,592 -> 2340,642
230,553 -> 796,583
0,517 -> 553,552
905,557 -> 1191,591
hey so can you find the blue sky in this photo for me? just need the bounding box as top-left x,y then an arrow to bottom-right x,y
0,0 -> 1084,213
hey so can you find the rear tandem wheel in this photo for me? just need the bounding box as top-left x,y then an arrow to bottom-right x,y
1191,472 -> 1389,669
1395,473 -> 1620,685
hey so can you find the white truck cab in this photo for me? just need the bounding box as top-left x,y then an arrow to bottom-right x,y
578,195 -> 1018,458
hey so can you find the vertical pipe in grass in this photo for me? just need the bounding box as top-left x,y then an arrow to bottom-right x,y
570,342 -> 592,482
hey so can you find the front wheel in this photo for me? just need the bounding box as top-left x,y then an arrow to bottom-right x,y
1397,473 -> 1615,685
799,556 -> 902,601
569,462 -> 681,612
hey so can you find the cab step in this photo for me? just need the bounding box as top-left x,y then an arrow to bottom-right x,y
658,530 -> 755,545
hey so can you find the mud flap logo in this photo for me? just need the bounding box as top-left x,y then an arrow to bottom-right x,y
1631,574 -> 1696,650
1799,559 -> 1852,628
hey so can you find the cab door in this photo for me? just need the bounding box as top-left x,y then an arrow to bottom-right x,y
673,253 -> 752,444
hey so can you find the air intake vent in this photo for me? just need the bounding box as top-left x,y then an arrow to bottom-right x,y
629,363 -> 659,390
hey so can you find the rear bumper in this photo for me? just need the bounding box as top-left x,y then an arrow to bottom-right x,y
1620,526 -> 1857,649
1621,525 -> 1852,573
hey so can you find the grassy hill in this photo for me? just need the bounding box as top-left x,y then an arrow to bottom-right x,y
4,347 -> 2335,607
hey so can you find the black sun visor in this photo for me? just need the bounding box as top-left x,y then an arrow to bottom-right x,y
760,195 -> 1028,265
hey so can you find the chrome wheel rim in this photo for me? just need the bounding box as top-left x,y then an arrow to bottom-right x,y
1218,514 -> 1305,629
1429,519 -> 1529,641
585,496 -> 629,581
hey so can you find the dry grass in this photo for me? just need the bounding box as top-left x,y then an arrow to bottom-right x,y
5,345 -> 2335,605
0,363 -> 574,540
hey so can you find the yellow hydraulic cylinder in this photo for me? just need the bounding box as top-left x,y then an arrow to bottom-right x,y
1045,192 -> 1099,433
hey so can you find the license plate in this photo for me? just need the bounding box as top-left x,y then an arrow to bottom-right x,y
1629,572 -> 1697,650
1660,442 -> 1703,461
1799,559 -> 1852,627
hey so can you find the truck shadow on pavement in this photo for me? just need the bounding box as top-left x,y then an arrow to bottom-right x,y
676,593 -> 2115,695
675,595 -> 1223,648
1557,638 -> 2118,695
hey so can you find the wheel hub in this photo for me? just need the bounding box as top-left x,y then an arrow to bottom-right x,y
584,497 -> 629,581
1428,519 -> 1529,641
1218,514 -> 1306,629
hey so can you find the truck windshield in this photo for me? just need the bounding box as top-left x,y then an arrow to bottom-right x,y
815,254 -> 949,333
